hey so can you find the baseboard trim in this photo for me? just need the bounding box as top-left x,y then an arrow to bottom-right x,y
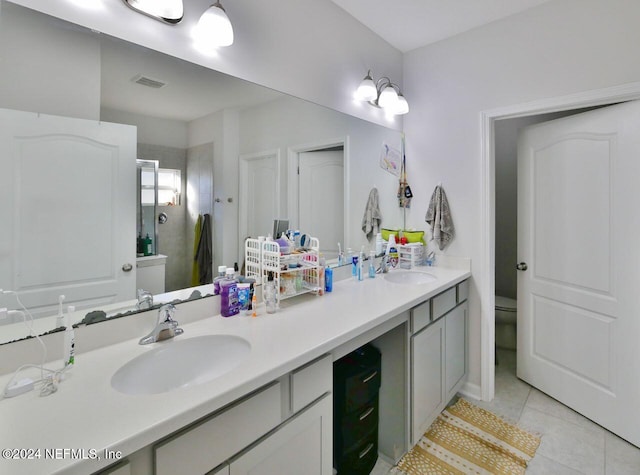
458,381 -> 482,401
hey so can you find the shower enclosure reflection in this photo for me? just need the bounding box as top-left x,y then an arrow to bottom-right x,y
137,159 -> 158,257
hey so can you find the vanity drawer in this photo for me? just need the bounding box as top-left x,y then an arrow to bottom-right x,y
290,354 -> 332,413
457,279 -> 469,303
411,300 -> 431,333
154,381 -> 282,475
432,287 -> 456,320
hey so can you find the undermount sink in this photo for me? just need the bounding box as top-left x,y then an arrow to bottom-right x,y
111,335 -> 251,395
384,270 -> 437,285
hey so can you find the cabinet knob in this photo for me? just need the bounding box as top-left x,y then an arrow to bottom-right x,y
516,262 -> 528,271
122,263 -> 133,272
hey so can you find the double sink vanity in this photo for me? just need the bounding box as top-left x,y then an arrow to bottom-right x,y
0,265 -> 470,475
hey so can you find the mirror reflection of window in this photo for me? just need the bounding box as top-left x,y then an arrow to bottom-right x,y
158,168 -> 181,206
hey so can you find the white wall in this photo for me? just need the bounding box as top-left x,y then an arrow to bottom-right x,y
9,0 -> 404,129
100,107 -> 188,149
403,0 -> 640,391
240,96 -> 404,260
0,2 -> 100,119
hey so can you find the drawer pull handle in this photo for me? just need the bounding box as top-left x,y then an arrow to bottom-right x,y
359,443 -> 374,459
362,371 -> 378,384
359,407 -> 374,421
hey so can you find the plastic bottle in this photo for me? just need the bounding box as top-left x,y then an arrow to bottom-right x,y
143,233 -> 153,256
237,283 -> 251,315
220,268 -> 239,317
375,233 -> 383,256
388,234 -> 399,269
352,255 -> 359,279
368,250 -> 376,278
213,265 -> 227,295
265,272 -> 277,314
325,266 -> 333,292
357,249 -> 364,281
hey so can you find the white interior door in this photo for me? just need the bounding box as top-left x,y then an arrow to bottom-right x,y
0,108 -> 137,317
517,100 -> 640,446
298,150 -> 343,258
239,151 -> 280,242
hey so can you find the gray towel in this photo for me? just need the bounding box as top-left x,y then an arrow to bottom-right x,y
361,187 -> 382,241
195,213 -> 213,284
425,185 -> 455,250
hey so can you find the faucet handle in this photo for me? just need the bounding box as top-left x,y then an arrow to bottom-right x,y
157,303 -> 177,324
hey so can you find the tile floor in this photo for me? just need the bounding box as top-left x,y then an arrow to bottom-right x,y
372,349 -> 640,474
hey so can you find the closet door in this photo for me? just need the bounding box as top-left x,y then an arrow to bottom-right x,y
0,108 -> 136,316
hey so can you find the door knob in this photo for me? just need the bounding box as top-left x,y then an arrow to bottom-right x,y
122,263 -> 133,272
516,262 -> 528,271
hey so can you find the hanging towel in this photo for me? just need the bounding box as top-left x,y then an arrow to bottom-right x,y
361,187 -> 382,241
191,214 -> 203,286
195,213 -> 213,284
425,185 -> 455,250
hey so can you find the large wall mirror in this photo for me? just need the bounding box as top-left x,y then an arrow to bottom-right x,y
0,1 -> 403,344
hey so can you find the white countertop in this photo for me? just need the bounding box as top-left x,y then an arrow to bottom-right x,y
0,266 -> 470,475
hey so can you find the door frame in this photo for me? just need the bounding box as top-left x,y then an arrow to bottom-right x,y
238,149 -> 281,254
287,137 -> 350,247
479,81 -> 640,402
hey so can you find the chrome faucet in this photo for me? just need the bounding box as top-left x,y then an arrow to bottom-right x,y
136,289 -> 153,310
139,304 -> 183,345
377,255 -> 390,274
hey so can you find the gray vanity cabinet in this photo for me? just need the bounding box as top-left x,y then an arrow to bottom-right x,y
410,279 -> 469,445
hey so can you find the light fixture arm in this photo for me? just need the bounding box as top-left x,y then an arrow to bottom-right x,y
372,77 -> 401,106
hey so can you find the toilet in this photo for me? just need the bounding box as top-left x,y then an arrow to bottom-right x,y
495,295 -> 517,350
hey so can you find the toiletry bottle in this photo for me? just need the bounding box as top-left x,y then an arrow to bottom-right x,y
358,249 -> 364,281
318,255 -> 325,295
265,272 -> 277,314
213,265 -> 227,295
388,234 -> 399,268
237,283 -> 250,315
337,243 -> 344,266
375,233 -> 383,256
325,265 -> 333,292
251,293 -> 258,317
144,233 -> 153,256
368,250 -> 376,278
352,254 -> 359,279
220,268 -> 239,317
64,306 -> 75,367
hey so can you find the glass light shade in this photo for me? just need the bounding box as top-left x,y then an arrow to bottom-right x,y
126,0 -> 183,20
355,77 -> 377,101
378,85 -> 399,110
193,2 -> 234,48
394,94 -> 409,115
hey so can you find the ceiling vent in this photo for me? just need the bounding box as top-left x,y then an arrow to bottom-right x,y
131,74 -> 167,89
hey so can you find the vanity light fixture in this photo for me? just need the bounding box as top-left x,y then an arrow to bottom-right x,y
192,1 -> 234,50
355,70 -> 409,115
121,0 -> 184,24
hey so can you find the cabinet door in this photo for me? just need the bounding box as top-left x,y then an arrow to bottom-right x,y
445,303 -> 468,400
410,319 -> 444,445
230,395 -> 332,475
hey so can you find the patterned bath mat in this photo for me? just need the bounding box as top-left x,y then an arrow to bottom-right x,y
392,398 -> 541,474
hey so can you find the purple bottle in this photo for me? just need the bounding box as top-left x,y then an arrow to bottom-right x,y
220,268 -> 239,317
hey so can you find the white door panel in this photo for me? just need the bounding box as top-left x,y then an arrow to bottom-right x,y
298,150 -> 343,258
517,100 -> 640,446
239,152 -> 279,243
0,108 -> 136,317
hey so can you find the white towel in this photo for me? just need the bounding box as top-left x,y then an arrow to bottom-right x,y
361,187 -> 382,241
425,185 -> 455,250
